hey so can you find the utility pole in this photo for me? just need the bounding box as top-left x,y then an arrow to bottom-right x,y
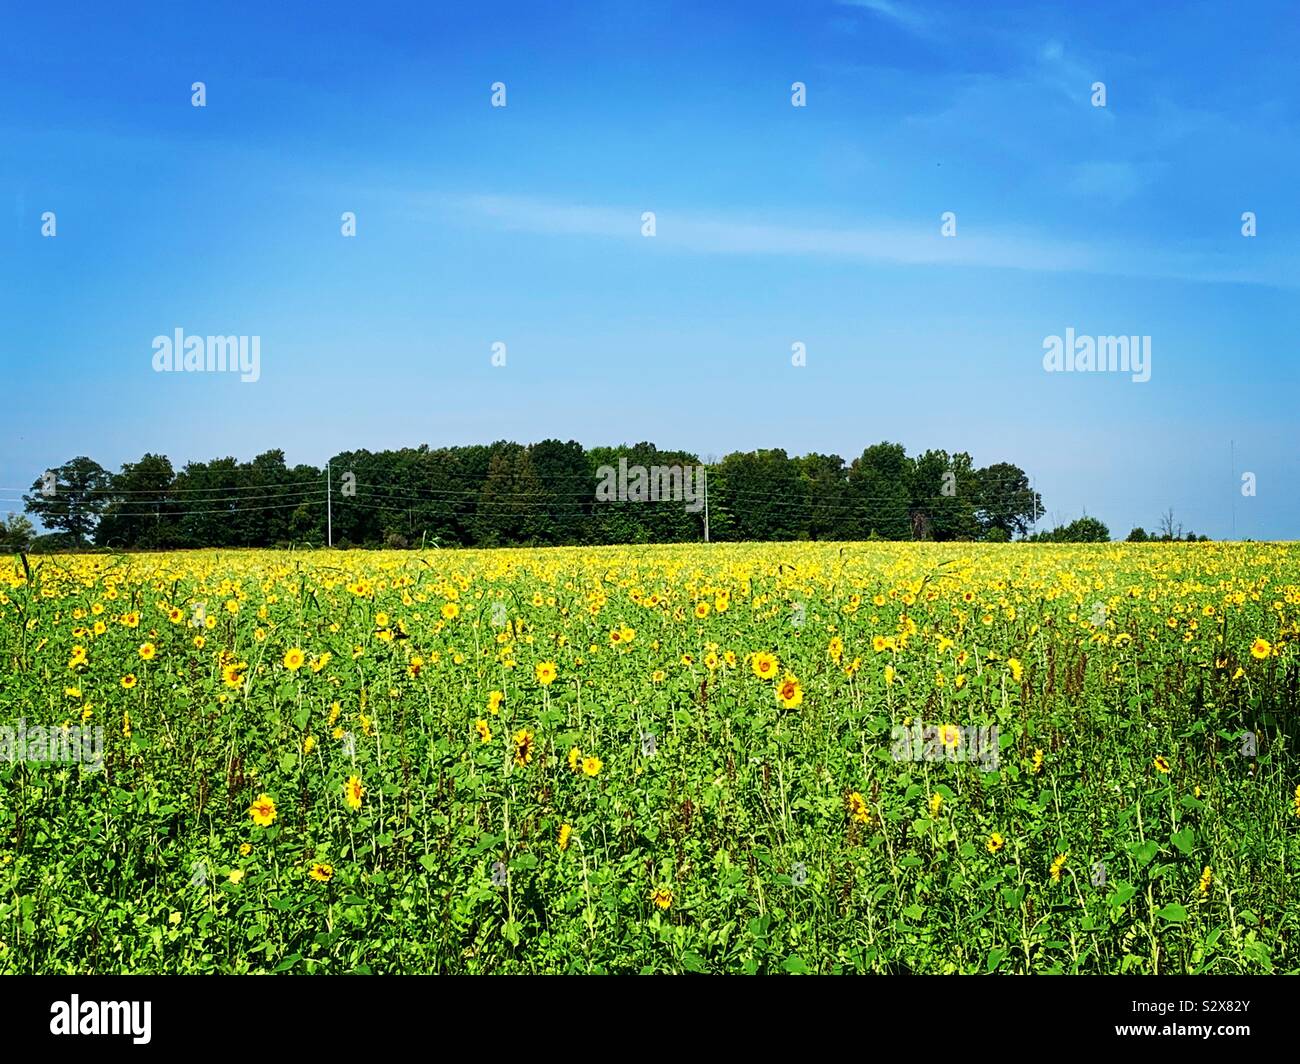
326,460 -> 332,548
703,465 -> 710,543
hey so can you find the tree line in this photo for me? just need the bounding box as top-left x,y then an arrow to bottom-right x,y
8,440 -> 1053,551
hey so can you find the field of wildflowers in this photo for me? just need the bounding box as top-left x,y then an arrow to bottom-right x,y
2,542 -> 1298,973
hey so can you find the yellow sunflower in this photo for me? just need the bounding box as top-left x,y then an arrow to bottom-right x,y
513,728 -> 535,766
776,673 -> 803,709
343,774 -> 364,811
249,794 -> 277,827
751,651 -> 778,680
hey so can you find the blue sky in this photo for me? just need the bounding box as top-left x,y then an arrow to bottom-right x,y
3,0 -> 1298,539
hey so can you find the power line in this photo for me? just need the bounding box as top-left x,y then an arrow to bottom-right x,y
51,489 -> 326,510
0,487 -> 1045,518
3,470 -> 1043,508
0,478 -> 326,496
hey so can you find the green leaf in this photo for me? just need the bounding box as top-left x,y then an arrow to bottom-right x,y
1155,903 -> 1188,924
1132,840 -> 1159,866
1108,883 -> 1138,909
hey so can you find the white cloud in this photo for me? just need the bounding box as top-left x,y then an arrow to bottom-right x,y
445,193 -> 1296,288
1032,36 -> 1112,108
834,0 -> 932,36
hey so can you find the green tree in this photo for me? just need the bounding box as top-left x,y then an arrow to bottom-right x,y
798,453 -> 852,540
975,462 -> 1042,538
18,438 -> 1050,550
908,450 -> 980,541
529,439 -> 591,544
95,453 -> 177,548
846,443 -> 911,539
473,443 -> 548,545
709,449 -> 807,542
23,457 -> 111,546
0,512 -> 35,550
171,457 -> 244,547
585,443 -> 704,544
1031,516 -> 1110,542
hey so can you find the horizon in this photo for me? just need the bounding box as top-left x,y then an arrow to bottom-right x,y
4,0 -> 1299,539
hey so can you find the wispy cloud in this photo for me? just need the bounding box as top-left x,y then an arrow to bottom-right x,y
1033,36 -> 1113,109
442,193 -> 1295,289
834,0 -> 933,36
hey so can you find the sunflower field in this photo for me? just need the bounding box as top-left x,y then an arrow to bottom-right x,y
2,542 -> 1299,974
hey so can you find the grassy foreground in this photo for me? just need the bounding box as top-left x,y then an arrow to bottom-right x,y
2,542 -> 1298,973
